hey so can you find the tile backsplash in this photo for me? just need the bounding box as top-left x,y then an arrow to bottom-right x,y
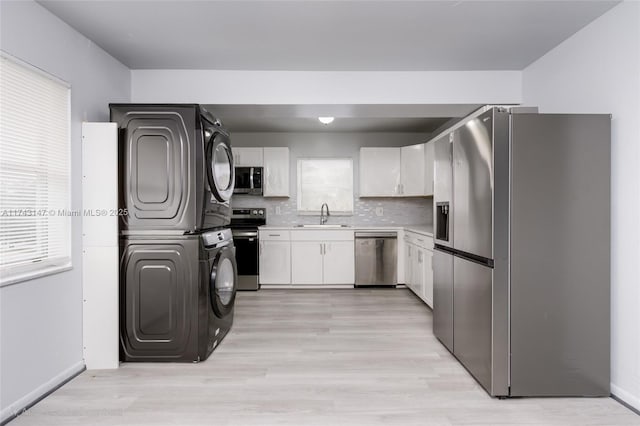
232,195 -> 433,227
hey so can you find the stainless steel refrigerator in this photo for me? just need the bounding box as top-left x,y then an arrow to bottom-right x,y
432,106 -> 611,397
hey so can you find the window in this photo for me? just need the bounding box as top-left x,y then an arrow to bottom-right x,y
297,158 -> 353,214
0,53 -> 71,286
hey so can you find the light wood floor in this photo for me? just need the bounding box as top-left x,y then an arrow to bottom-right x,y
11,289 -> 639,425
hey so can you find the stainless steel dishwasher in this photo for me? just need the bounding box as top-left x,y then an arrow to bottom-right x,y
355,232 -> 398,286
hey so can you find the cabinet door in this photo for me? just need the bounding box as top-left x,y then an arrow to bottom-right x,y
291,242 -> 323,284
233,147 -> 263,166
423,249 -> 434,308
263,147 -> 290,197
414,247 -> 425,298
404,242 -> 414,289
401,144 -> 426,196
259,241 -> 291,284
323,241 -> 355,284
424,141 -> 434,197
359,148 -> 401,196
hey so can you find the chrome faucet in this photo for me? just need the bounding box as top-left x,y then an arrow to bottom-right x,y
320,203 -> 330,225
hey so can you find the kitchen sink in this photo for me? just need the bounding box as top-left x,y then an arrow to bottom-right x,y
294,224 -> 351,228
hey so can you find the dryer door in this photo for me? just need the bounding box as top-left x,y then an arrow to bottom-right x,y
206,132 -> 234,202
210,246 -> 237,318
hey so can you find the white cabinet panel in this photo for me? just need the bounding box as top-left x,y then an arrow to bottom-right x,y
323,241 -> 355,284
423,248 -> 434,308
405,241 -> 414,289
291,241 -> 323,284
259,241 -> 291,284
81,122 -> 118,370
232,147 -> 263,166
405,231 -> 434,307
291,230 -> 354,242
401,144 -> 426,196
263,147 -> 290,197
359,147 -> 401,197
414,247 -> 426,300
260,230 -> 290,241
424,141 -> 435,197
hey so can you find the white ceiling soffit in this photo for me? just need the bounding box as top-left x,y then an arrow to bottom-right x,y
38,0 -> 620,71
204,103 -> 481,132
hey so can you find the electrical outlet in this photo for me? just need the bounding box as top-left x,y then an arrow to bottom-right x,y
275,206 -> 282,215
375,207 -> 384,217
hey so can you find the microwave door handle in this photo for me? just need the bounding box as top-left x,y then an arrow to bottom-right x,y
249,167 -> 254,190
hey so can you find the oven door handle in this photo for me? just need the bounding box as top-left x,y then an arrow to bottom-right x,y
233,231 -> 258,238
249,167 -> 254,190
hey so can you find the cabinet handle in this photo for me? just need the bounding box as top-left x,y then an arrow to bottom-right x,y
320,243 -> 323,255
259,242 -> 262,256
268,234 -> 281,237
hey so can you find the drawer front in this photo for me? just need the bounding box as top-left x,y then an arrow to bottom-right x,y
259,230 -> 291,241
405,231 -> 433,250
290,230 -> 354,242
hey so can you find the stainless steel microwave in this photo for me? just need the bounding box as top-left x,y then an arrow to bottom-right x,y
234,167 -> 263,195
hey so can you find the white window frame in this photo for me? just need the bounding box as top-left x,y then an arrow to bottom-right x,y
0,51 -> 72,286
296,158 -> 354,215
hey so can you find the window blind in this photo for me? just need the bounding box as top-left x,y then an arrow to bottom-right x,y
0,53 -> 71,285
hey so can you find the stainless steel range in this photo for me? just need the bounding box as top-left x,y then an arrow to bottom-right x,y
230,208 -> 266,291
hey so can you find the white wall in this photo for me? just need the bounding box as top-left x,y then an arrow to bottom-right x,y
0,1 -> 130,422
131,69 -> 522,105
231,132 -> 433,227
523,1 -> 640,410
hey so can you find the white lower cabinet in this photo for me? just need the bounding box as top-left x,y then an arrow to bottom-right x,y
290,230 -> 355,285
322,241 -> 355,284
259,231 -> 291,284
291,242 -> 324,284
405,242 -> 414,291
421,249 -> 433,306
404,231 -> 434,308
259,229 -> 355,286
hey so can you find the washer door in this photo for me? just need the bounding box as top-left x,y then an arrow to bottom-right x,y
205,132 -> 234,202
210,247 -> 237,318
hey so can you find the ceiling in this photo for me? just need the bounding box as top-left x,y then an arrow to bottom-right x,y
204,104 -> 481,132
38,0 -> 619,71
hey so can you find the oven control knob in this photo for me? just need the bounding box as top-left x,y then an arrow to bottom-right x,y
258,210 -> 264,215
252,210 -> 257,215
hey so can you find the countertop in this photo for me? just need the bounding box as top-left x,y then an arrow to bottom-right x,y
259,224 -> 433,237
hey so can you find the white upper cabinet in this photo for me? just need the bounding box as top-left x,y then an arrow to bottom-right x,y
359,147 -> 401,197
263,147 -> 290,197
232,147 -> 263,167
360,144 -> 434,197
400,144 -> 425,196
424,141 -> 435,197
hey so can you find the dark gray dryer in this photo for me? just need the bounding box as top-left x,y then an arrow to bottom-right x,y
119,229 -> 237,362
110,104 -> 234,232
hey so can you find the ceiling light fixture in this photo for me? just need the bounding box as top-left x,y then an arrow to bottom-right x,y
318,116 -> 334,125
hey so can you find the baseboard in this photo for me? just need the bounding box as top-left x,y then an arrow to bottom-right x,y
611,384 -> 640,415
1,361 -> 85,425
260,284 -> 355,289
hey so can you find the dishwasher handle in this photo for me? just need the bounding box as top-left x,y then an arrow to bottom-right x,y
355,232 -> 397,239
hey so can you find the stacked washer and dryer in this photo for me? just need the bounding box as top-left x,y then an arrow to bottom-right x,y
110,104 -> 237,362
